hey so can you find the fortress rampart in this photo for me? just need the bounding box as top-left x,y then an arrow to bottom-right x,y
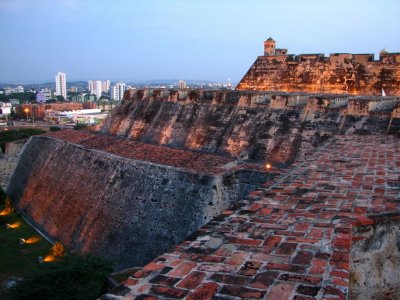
4,87 -> 400,298
236,38 -> 400,95
7,131 -> 270,270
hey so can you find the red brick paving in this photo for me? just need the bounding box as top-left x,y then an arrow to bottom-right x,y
44,130 -> 235,175
106,135 -> 400,299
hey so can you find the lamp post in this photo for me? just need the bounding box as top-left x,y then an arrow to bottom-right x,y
24,108 -> 29,122
32,106 -> 35,125
265,162 -> 272,187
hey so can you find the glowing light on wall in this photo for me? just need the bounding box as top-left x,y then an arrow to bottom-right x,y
43,255 -> 56,262
5,221 -> 21,229
0,209 -> 11,216
25,236 -> 41,244
0,196 -> 13,216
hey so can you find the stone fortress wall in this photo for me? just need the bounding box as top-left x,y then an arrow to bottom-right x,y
236,38 -> 400,96
6,38 -> 400,298
7,132 -> 269,270
6,88 -> 400,271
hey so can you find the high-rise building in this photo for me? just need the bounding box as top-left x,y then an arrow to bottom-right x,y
88,80 -> 94,92
55,72 -> 67,99
178,80 -> 187,89
88,80 -> 110,97
95,80 -> 102,99
102,80 -> 111,93
110,82 -> 127,101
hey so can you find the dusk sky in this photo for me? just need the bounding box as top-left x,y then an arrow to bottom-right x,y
1,0 -> 399,83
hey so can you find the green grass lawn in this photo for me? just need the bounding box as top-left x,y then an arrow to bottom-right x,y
0,203 -> 52,291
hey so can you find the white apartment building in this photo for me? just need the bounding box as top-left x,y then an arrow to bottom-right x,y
178,80 -> 187,89
88,80 -> 94,92
55,72 -> 67,99
95,80 -> 102,99
110,82 -> 127,101
88,80 -> 110,99
102,80 -> 110,93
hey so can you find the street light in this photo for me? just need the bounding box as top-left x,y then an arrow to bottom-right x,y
23,107 -> 35,125
32,106 -> 35,125
24,108 -> 29,122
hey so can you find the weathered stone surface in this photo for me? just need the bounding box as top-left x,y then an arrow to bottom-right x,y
5,87 -> 400,299
349,222 -> 400,299
6,134 -> 269,270
100,91 -> 398,166
236,46 -> 400,96
107,135 -> 400,299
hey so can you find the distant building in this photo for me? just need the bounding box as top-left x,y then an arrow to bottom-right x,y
0,102 -> 11,115
9,99 -> 20,105
88,80 -> 110,98
102,80 -> 110,93
17,102 -> 97,119
110,82 -> 127,101
15,86 -> 24,93
4,88 -> 13,95
36,88 -> 52,103
36,92 -> 46,103
88,80 -> 94,92
55,72 -> 67,99
4,86 -> 24,95
45,108 -> 106,125
178,80 -> 187,89
95,80 -> 102,99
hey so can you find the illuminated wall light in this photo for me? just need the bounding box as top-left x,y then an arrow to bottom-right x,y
0,209 -> 11,216
265,163 -> 272,170
1,197 -> 13,216
43,255 -> 56,262
5,222 -> 21,229
25,236 -> 41,244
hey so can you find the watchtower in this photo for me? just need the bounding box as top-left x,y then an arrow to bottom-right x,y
264,37 -> 276,56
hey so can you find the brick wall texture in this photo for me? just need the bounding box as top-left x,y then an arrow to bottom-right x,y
107,135 -> 400,299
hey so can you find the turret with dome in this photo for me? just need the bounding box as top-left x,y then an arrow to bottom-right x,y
264,37 -> 288,56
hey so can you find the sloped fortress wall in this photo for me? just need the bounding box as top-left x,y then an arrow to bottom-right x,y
7,135 -> 268,270
101,91 -> 397,165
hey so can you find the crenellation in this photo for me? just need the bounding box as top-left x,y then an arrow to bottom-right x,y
348,96 -> 399,116
116,88 -> 400,119
237,39 -> 400,95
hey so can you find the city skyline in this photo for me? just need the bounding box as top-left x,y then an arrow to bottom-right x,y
1,0 -> 399,83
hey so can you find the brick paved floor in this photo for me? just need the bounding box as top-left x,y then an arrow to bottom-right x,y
104,135 -> 400,299
45,130 -> 234,175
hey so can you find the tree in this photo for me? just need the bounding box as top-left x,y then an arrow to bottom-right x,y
55,95 -> 65,102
